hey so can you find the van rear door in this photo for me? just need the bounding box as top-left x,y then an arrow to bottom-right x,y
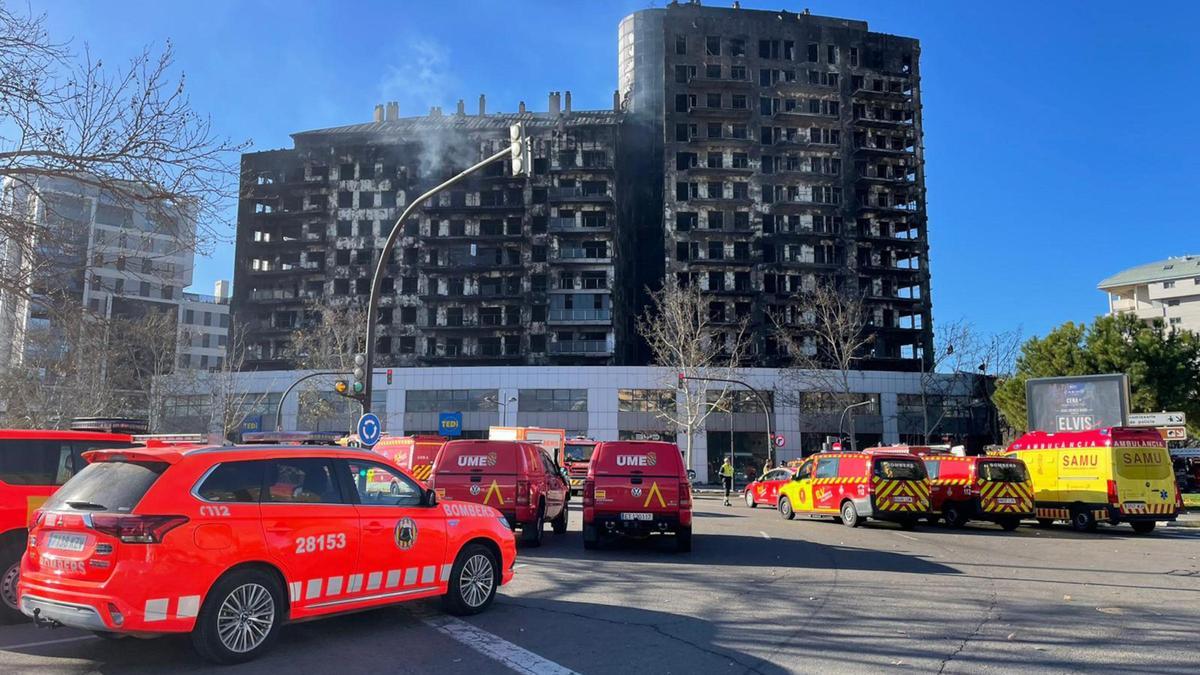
431,441 -> 518,512
591,442 -> 681,517
1113,444 -> 1176,515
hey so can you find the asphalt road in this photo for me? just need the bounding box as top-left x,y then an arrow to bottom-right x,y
2,496 -> 1198,674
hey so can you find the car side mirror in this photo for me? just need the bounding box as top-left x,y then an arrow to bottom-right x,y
423,489 -> 438,507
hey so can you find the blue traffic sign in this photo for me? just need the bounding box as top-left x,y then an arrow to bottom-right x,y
439,412 -> 463,437
357,413 -> 382,447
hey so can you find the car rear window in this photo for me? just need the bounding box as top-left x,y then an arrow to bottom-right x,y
979,461 -> 1028,483
592,442 -> 682,476
42,461 -> 168,513
873,459 -> 925,481
435,441 -> 521,473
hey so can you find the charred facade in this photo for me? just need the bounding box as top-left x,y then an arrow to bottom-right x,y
620,3 -> 933,370
234,95 -> 641,369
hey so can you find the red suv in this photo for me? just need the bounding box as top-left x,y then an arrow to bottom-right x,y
0,429 -> 135,621
582,441 -> 692,552
428,440 -> 568,547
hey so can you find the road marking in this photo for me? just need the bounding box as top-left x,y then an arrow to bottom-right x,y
423,614 -> 579,675
894,532 -> 919,542
759,530 -> 771,540
0,635 -> 98,650
512,563 -> 527,569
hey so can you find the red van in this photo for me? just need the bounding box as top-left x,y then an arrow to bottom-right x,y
428,440 -> 568,547
582,441 -> 692,552
923,454 -> 1034,530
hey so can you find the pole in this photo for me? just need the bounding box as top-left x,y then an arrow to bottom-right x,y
680,375 -> 773,466
362,145 -> 515,415
274,370 -> 344,431
838,399 -> 871,451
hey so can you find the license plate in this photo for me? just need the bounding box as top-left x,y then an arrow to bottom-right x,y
1124,501 -> 1146,509
47,533 -> 87,552
620,512 -> 653,521
997,497 -> 1017,505
891,496 -> 913,503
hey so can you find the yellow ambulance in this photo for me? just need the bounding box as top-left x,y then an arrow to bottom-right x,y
1006,427 -> 1183,534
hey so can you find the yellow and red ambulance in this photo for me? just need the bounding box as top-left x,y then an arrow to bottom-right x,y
1006,427 -> 1183,534
776,448 -> 931,529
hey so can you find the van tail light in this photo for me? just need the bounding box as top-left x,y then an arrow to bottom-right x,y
583,481 -> 595,507
89,514 -> 188,544
679,482 -> 690,508
1175,488 -> 1185,512
516,480 -> 530,506
1106,480 -> 1119,506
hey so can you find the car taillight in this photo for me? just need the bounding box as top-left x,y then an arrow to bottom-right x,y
1175,488 -> 1185,511
1106,479 -> 1119,506
583,481 -> 595,507
679,482 -> 690,507
33,510 -> 45,527
516,480 -> 530,506
90,514 -> 188,544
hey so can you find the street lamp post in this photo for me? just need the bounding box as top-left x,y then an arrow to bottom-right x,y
496,395 -> 516,426
838,399 -> 872,452
360,125 -> 530,415
680,375 -> 774,466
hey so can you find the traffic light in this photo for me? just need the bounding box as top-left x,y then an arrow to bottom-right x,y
677,373 -> 686,390
386,368 -> 393,385
509,123 -> 531,176
351,353 -> 367,396
334,380 -> 349,395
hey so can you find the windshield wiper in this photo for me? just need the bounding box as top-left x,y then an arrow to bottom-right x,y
66,500 -> 107,511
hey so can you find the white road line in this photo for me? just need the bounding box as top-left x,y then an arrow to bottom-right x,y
0,635 -> 98,650
759,530 -> 771,540
894,532 -> 919,542
423,615 -> 579,675
512,563 -> 527,569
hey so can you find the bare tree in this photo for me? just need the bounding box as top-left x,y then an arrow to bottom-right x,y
916,319 -> 1022,444
636,277 -> 750,475
283,299 -> 365,430
0,4 -> 246,306
773,281 -> 875,451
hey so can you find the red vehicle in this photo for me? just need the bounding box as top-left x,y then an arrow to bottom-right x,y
371,435 -> 446,483
922,454 -> 1035,530
582,441 -> 692,552
743,466 -> 796,508
777,448 -> 931,529
428,440 -> 568,547
563,437 -> 597,495
19,443 -> 515,663
0,429 -> 137,621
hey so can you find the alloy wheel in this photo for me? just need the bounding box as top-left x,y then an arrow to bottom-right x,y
459,554 -> 495,608
216,583 -> 275,654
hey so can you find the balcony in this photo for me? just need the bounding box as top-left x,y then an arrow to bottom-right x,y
686,106 -> 753,119
247,289 -> 297,302
548,308 -> 612,324
549,340 -> 611,355
852,143 -> 915,157
548,187 -> 612,203
554,248 -> 611,263
853,85 -> 914,100
853,115 -> 914,130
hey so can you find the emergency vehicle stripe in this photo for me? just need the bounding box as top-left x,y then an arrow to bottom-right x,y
367,572 -> 383,591
422,566 -> 436,584
405,568 -> 418,586
289,581 -> 302,602
441,564 -> 452,582
176,595 -> 200,619
386,570 -> 402,588
348,574 -> 363,593
306,578 -> 323,600
144,598 -> 168,622
326,576 -> 343,596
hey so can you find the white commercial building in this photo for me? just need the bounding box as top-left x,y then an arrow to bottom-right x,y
1099,255 -> 1200,333
164,366 -> 993,483
0,175 -> 229,370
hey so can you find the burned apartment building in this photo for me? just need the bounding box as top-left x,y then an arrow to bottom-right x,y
619,2 -> 933,370
233,93 -> 644,370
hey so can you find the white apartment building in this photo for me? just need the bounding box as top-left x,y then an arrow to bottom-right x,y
1099,255 -> 1200,333
0,175 -> 229,370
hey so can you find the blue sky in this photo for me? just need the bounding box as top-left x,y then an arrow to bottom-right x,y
29,0 -> 1198,340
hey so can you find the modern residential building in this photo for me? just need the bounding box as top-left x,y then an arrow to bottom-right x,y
233,93 -> 650,370
163,365 -> 994,481
1099,255 -> 1200,333
619,3 -> 933,370
179,282 -> 232,370
0,175 -> 229,371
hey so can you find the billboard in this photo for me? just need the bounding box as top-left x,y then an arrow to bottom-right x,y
1026,374 -> 1129,433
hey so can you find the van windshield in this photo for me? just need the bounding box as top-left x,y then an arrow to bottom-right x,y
564,443 -> 596,463
874,459 -> 925,480
979,461 -> 1028,482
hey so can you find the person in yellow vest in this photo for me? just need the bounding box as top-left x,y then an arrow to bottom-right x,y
719,456 -> 735,506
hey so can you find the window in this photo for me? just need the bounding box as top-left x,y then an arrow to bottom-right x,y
346,460 -> 423,506
705,64 -> 721,79
264,458 -> 344,504
815,458 -> 840,479
42,460 -> 166,512
338,191 -> 352,208
675,34 -> 687,55
731,94 -> 747,109
706,93 -> 722,109
827,45 -> 838,64
530,334 -> 546,352
730,39 -> 745,57
731,65 -> 747,80
849,47 -> 859,67
732,153 -> 748,169
874,459 -> 925,480
197,461 -> 267,502
676,212 -> 697,231
706,36 -> 721,56
405,389 -> 498,413
807,43 -> 819,62
1163,281 -> 1175,289
519,389 -> 587,412
707,122 -> 722,139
